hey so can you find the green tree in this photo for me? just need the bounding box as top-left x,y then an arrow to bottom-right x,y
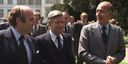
108,0 -> 128,35
49,0 -> 128,35
68,0 -> 128,35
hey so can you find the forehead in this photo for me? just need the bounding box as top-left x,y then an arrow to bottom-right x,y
96,2 -> 109,11
24,9 -> 34,18
53,15 -> 64,21
34,15 -> 39,18
63,13 -> 69,17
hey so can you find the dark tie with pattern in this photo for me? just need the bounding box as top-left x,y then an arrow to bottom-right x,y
65,26 -> 67,33
34,26 -> 37,35
102,26 -> 107,45
19,35 -> 28,64
56,36 -> 62,50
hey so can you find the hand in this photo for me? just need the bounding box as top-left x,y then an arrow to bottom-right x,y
30,33 -> 33,36
106,55 -> 115,64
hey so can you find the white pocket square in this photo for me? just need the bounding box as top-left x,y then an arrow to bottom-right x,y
36,50 -> 39,53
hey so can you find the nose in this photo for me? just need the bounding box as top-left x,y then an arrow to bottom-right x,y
59,22 -> 64,26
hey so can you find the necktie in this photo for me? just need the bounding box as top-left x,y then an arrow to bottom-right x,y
102,26 -> 107,45
19,35 -> 28,64
65,26 -> 67,33
56,36 -> 62,50
34,26 -> 37,35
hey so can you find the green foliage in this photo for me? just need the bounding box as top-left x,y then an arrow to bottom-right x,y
124,37 -> 128,44
46,4 -> 70,17
50,4 -> 69,12
49,0 -> 128,34
108,0 -> 128,35
119,61 -> 128,64
69,0 -> 90,12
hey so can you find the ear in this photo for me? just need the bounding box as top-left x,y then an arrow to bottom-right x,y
109,11 -> 112,17
16,17 -> 22,25
48,20 -> 50,25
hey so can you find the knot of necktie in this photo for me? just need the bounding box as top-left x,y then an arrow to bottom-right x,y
56,36 -> 62,50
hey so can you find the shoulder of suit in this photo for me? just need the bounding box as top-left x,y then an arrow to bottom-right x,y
35,32 -> 49,39
109,23 -> 122,30
61,33 -> 71,38
39,24 -> 46,27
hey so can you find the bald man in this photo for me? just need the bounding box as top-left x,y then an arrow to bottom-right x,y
0,5 -> 39,64
78,1 -> 125,64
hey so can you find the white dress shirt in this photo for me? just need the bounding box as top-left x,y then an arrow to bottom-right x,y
50,30 -> 63,49
98,22 -> 109,36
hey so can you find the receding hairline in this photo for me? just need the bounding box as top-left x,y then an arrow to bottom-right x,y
97,1 -> 113,12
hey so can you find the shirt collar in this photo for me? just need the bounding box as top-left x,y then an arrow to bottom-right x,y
98,22 -> 109,30
11,26 -> 26,41
50,30 -> 63,42
81,21 -> 87,25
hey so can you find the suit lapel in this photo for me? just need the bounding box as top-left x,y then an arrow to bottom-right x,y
5,28 -> 23,64
26,35 -> 36,64
45,33 -> 58,64
106,24 -> 116,55
37,24 -> 40,35
92,23 -> 106,55
26,35 -> 36,54
62,33 -> 71,55
62,33 -> 74,64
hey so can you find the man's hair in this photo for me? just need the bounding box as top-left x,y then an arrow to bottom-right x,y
110,18 -> 116,25
7,5 -> 26,27
62,12 -> 70,17
40,16 -> 44,19
34,12 -> 41,19
3,18 -> 7,22
48,10 -> 63,23
100,1 -> 113,13
80,12 -> 88,18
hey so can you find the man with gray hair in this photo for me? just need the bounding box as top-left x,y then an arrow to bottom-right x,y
35,10 -> 75,64
78,1 -> 125,64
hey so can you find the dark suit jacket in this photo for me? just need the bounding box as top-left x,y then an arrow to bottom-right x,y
63,25 -> 74,41
0,22 -> 10,30
32,24 -> 46,37
0,28 -> 40,64
40,22 -> 46,26
74,22 -> 83,44
35,32 -> 75,64
78,22 -> 125,64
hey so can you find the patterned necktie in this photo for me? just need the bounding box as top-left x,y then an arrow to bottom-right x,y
102,26 -> 107,45
65,26 -> 67,33
34,26 -> 37,35
19,35 -> 28,64
56,36 -> 62,50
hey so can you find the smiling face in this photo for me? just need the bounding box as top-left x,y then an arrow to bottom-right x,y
63,12 -> 69,26
96,2 -> 112,26
49,15 -> 65,36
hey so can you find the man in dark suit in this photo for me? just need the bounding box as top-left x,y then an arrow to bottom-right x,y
74,12 -> 88,56
31,12 -> 46,37
62,12 -> 75,56
78,1 -> 125,64
39,16 -> 46,25
0,5 -> 39,64
0,18 -> 10,30
35,10 -> 75,64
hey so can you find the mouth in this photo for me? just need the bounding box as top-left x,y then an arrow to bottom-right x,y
97,16 -> 102,21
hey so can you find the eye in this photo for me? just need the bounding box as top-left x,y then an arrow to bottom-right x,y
61,21 -> 65,24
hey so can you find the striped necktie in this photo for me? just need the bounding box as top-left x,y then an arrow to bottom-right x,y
19,35 -> 28,64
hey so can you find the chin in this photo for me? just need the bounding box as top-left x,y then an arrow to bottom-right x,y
97,20 -> 102,23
